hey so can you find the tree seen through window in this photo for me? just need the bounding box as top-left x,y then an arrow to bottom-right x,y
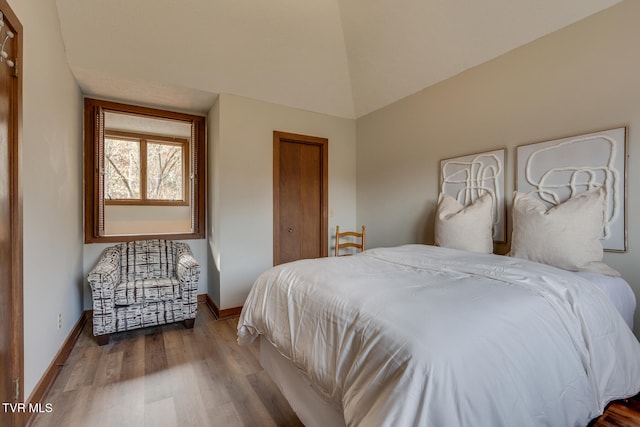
105,133 -> 186,203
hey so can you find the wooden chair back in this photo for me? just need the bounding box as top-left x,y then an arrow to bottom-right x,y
335,225 -> 366,256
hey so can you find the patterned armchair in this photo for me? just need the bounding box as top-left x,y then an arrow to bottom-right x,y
88,239 -> 200,345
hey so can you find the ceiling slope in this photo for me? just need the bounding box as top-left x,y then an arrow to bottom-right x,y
339,0 -> 623,117
56,0 -> 622,118
56,0 -> 355,117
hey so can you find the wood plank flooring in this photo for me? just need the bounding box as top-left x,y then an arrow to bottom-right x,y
29,304 -> 302,427
29,303 -> 640,427
592,394 -> 640,427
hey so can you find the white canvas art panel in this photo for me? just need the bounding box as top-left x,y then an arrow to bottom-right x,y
440,148 -> 506,242
516,127 -> 627,252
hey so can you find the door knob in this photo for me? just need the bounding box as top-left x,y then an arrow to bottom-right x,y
288,227 -> 294,233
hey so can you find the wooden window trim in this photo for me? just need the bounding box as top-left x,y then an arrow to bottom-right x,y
84,98 -> 206,243
104,130 -> 190,206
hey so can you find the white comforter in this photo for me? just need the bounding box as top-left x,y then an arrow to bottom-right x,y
237,245 -> 640,427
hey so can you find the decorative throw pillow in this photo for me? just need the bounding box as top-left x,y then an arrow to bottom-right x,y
434,192 -> 493,254
510,187 -> 616,274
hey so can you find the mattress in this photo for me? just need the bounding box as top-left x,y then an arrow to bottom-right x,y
260,336 -> 345,427
239,245 -> 640,426
575,271 -> 636,330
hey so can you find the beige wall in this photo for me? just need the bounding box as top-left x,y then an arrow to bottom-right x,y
104,205 -> 192,235
8,0 -> 85,398
207,96 -> 221,304
356,1 -> 640,332
211,94 -> 357,309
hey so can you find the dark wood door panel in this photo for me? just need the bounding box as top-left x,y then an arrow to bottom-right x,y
298,143 -> 321,259
278,141 -> 302,264
273,132 -> 327,266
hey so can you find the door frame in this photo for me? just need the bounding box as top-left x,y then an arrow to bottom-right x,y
0,1 -> 23,425
273,131 -> 328,265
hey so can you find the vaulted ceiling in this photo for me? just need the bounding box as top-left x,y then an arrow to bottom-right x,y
55,0 -> 622,118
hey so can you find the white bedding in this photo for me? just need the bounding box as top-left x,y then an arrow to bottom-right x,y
574,271 -> 636,330
238,245 -> 640,426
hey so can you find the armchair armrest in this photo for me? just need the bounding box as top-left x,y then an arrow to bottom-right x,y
175,243 -> 200,316
88,246 -> 121,337
176,243 -> 201,287
87,246 -> 121,292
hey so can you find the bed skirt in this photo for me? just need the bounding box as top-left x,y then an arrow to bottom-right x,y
260,336 -> 346,427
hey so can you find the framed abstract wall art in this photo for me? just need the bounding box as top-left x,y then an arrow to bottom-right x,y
440,148 -> 506,242
516,127 -> 627,252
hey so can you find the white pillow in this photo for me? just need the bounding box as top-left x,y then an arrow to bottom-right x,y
510,187 -> 618,275
434,192 -> 493,254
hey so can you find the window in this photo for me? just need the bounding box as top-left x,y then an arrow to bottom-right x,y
84,98 -> 206,243
104,130 -> 189,204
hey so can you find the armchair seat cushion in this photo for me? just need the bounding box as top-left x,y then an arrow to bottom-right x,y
114,277 -> 181,306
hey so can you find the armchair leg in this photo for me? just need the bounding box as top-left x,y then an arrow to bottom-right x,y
183,318 -> 195,329
96,333 -> 111,346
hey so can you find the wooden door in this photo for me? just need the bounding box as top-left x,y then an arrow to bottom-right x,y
0,2 -> 23,426
273,131 -> 328,265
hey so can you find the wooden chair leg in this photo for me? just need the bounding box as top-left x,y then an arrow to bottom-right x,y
184,318 -> 195,329
96,333 -> 111,346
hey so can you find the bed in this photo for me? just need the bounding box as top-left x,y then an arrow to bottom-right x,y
237,244 -> 640,427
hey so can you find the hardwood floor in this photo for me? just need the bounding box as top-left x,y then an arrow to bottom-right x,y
29,304 -> 302,427
29,303 -> 640,427
592,394 -> 640,427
